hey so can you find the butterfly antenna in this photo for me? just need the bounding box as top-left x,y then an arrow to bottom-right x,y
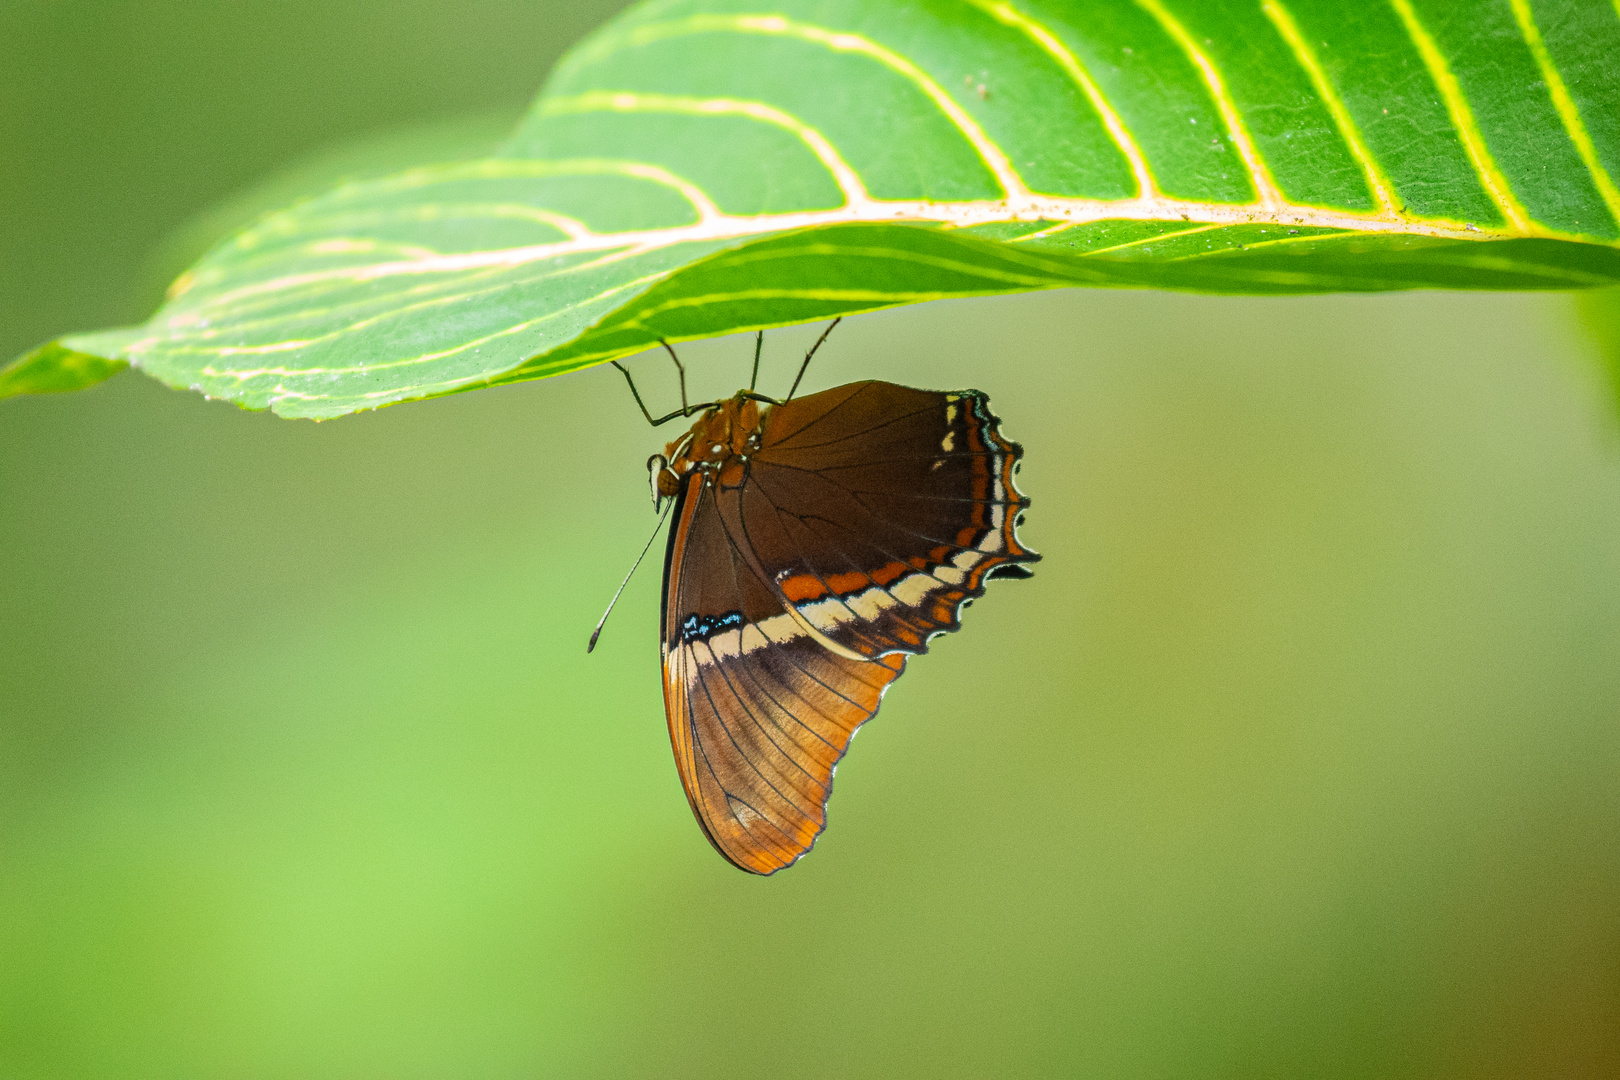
786,317 -> 842,402
749,330 -> 764,392
659,338 -> 690,414
587,501 -> 673,653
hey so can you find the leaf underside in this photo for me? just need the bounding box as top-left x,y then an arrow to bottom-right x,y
17,0 -> 1620,418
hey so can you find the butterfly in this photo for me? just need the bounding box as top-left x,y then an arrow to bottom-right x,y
593,321 -> 1038,874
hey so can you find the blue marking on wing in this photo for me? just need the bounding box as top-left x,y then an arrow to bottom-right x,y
678,609 -> 747,645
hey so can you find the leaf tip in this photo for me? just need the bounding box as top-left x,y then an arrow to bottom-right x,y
0,341 -> 129,401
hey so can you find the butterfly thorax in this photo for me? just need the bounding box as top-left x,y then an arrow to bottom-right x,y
652,392 -> 764,497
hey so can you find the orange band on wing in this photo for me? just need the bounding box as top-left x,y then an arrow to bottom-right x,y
780,574 -> 827,602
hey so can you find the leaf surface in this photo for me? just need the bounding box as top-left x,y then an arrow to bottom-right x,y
14,0 -> 1620,417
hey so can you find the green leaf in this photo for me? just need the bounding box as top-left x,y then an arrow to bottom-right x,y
143,110 -> 524,295
23,0 -> 1620,419
0,341 -> 129,399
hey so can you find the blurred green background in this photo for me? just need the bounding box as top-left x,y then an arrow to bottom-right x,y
4,2 -> 1619,1077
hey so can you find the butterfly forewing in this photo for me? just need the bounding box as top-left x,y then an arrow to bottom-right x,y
660,380 -> 1036,874
735,382 -> 1034,658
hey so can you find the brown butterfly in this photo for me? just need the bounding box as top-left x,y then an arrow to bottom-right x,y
591,321 -> 1038,874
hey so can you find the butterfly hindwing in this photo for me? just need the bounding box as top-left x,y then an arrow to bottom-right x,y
662,475 -> 904,874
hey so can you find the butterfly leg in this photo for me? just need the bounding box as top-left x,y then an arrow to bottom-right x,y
749,331 -> 763,393
785,317 -> 842,402
611,361 -> 659,426
659,338 -> 690,414
613,357 -> 720,427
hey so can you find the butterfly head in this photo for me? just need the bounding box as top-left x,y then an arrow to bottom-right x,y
648,393 -> 766,509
